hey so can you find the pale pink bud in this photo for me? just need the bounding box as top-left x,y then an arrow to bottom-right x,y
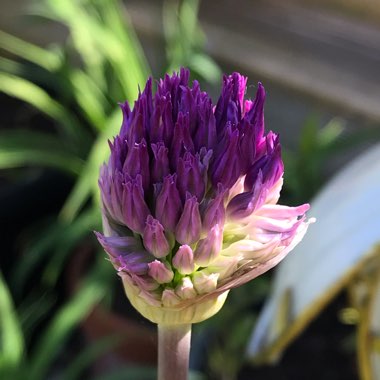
162,288 -> 181,307
194,224 -> 223,266
192,271 -> 219,294
143,215 -> 170,258
172,245 -> 195,275
175,277 -> 197,300
148,260 -> 174,284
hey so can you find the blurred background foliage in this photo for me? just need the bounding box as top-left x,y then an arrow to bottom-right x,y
0,0 -> 379,379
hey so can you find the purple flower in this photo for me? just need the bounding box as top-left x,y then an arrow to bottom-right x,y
97,68 -> 313,324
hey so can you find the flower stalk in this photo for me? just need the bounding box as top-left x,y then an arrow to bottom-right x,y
158,324 -> 192,380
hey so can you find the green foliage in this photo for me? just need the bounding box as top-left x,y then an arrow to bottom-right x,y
283,116 -> 380,203
163,0 -> 221,82
0,272 -> 25,372
0,257 -> 115,380
0,0 -> 221,378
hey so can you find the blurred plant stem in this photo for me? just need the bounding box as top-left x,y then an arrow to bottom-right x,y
158,324 -> 192,380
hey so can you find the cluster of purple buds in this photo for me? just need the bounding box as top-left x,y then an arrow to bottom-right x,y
97,68 -> 313,324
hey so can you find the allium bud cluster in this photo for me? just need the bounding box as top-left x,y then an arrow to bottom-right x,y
97,68 -> 313,324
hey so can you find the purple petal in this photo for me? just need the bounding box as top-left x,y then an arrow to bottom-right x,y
194,224 -> 223,267
202,184 -> 227,231
176,151 -> 206,201
95,232 -> 150,275
155,174 -> 183,231
122,175 -> 150,234
123,139 -> 150,192
170,112 -> 194,170
143,215 -> 170,258
151,142 -> 170,184
175,194 -> 202,245
210,125 -> 241,189
244,132 -> 283,191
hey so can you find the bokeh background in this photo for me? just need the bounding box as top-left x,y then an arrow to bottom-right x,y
0,0 -> 379,379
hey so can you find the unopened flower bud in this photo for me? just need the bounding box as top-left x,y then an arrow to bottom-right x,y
175,277 -> 197,300
194,224 -> 223,266
175,194 -> 201,245
148,260 -> 174,284
172,245 -> 195,275
143,215 -> 170,258
97,69 -> 313,326
162,288 -> 181,307
193,271 -> 219,294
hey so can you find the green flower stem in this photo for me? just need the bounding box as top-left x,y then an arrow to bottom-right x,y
158,323 -> 192,380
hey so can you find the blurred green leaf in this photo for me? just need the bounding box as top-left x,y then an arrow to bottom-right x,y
0,271 -> 25,371
69,69 -> 109,131
0,73 -> 84,142
28,260 -> 107,380
18,292 -> 56,342
39,0 -> 149,102
93,367 -> 156,380
0,30 -> 61,71
42,213 -> 102,287
188,53 -> 222,84
12,208 -> 100,293
91,366 -> 204,380
0,130 -> 84,176
317,117 -> 345,148
164,0 -> 220,83
60,109 -> 122,223
60,335 -> 122,380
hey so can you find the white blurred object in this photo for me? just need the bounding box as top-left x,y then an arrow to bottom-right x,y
247,142 -> 380,378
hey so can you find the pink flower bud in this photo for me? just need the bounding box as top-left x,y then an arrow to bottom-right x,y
143,215 -> 170,258
148,260 -> 174,284
192,271 -> 219,294
175,194 -> 201,245
194,224 -> 223,267
172,245 -> 195,275
161,288 -> 181,307
175,277 -> 197,300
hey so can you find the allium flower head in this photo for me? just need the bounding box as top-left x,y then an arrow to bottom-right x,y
97,68 -> 313,324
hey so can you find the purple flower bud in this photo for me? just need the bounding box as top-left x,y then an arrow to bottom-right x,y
151,142 -> 170,184
175,194 -> 202,245
123,78 -> 153,143
214,73 -> 246,134
210,125 -> 241,189
123,139 -> 150,192
96,233 -> 151,275
244,132 -> 283,191
202,184 -> 227,231
179,81 -> 200,135
170,113 -> 194,170
97,68 -> 313,325
193,96 -> 216,151
148,260 -> 174,284
150,93 -> 174,146
177,151 -> 205,201
172,245 -> 195,275
119,101 -> 131,136
155,174 -> 182,231
143,215 -> 170,258
194,224 -> 223,267
245,83 -> 266,158
121,174 -> 150,234
227,172 -> 266,219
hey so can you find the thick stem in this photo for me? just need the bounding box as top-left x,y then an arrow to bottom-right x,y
157,323 -> 192,380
